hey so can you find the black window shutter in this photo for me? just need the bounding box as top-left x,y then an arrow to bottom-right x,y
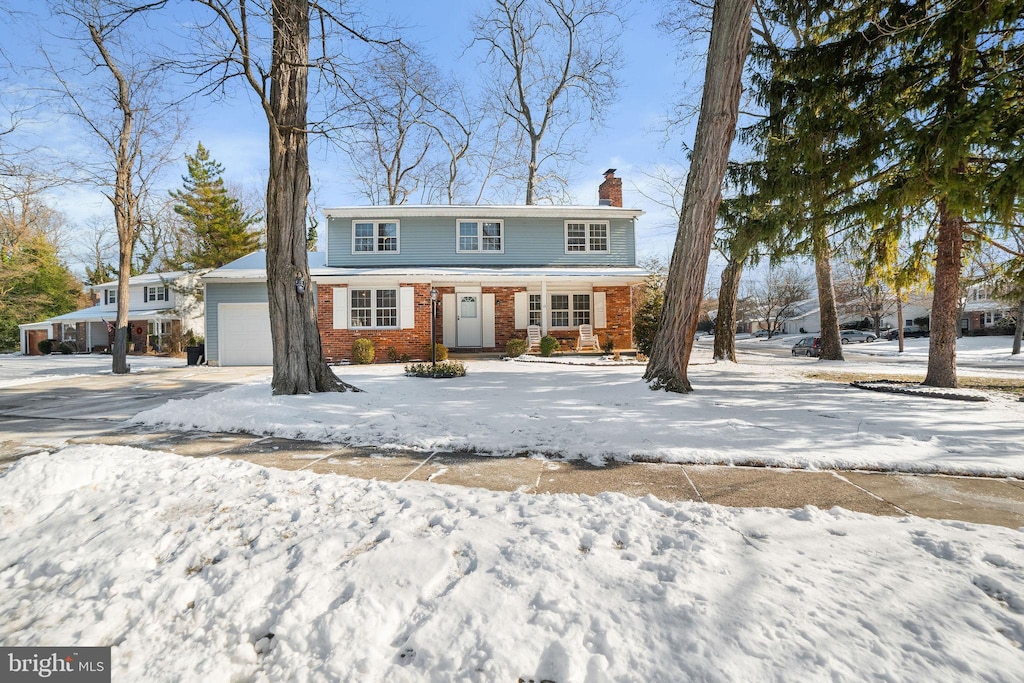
164,286 -> 169,301
144,287 -> 148,303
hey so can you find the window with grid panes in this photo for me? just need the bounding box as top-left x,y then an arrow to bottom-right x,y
550,295 -> 570,327
528,294 -> 542,326
353,221 -> 399,252
565,221 -> 609,252
572,294 -> 591,326
349,288 -> 399,328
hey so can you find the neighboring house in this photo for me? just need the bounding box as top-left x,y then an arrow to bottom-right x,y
18,271 -> 205,356
203,170 -> 646,366
961,282 -> 1014,333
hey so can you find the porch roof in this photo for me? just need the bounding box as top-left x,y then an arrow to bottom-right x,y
204,251 -> 648,285
29,305 -> 178,325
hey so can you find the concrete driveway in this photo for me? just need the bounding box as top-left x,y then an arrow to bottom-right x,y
1,358 -> 1023,529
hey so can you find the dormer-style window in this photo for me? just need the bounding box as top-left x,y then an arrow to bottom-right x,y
565,221 -> 609,253
456,220 -> 504,253
353,220 -> 400,253
104,289 -> 116,305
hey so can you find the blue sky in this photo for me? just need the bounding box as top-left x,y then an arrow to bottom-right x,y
2,0 -> 707,268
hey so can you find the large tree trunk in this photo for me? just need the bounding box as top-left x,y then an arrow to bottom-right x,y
812,222 -> 843,361
267,0 -> 357,394
1012,299 -> 1023,355
923,200 -> 964,388
644,0 -> 753,392
713,258 -> 743,361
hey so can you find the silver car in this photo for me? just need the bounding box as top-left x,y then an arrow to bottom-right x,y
840,330 -> 877,344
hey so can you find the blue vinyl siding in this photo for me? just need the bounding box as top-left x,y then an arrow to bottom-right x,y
327,215 -> 635,267
205,282 -> 268,363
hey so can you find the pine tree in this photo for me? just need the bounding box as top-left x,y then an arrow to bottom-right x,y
767,0 -> 1024,387
169,143 -> 262,270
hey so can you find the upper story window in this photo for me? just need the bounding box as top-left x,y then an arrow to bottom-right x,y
457,220 -> 504,253
353,221 -> 400,253
145,286 -> 168,303
565,221 -> 609,253
104,289 -> 116,305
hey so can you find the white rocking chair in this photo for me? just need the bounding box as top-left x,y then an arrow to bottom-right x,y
577,324 -> 601,352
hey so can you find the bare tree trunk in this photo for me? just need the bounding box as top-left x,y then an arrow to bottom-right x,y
644,0 -> 753,392
812,221 -> 843,361
1013,299 -> 1023,355
923,200 -> 964,388
525,136 -> 539,205
713,259 -> 742,361
896,294 -> 905,353
267,0 -> 357,394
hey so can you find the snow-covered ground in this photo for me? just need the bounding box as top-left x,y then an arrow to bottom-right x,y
731,331 -> 1024,365
0,352 -> 182,388
3,341 -> 1024,680
2,445 -> 1023,682
125,340 -> 1024,477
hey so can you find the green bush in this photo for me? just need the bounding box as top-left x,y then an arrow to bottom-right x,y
386,346 -> 400,362
539,335 -> 559,357
505,338 -> 527,358
37,338 -> 54,355
602,335 -> 614,354
405,360 -> 467,378
58,341 -> 77,355
431,343 -> 449,361
351,338 -> 375,364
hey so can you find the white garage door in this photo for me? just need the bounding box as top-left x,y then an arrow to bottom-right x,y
219,303 -> 273,366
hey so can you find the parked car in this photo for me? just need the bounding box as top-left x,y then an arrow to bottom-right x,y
840,329 -> 877,344
754,329 -> 770,338
885,326 -> 929,340
791,336 -> 822,357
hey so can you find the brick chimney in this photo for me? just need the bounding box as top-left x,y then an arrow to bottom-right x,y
598,168 -> 622,207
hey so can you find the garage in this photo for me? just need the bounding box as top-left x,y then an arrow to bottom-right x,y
218,303 -> 273,366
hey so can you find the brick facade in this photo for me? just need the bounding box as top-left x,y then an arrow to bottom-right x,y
318,283 -> 437,362
316,282 -> 635,362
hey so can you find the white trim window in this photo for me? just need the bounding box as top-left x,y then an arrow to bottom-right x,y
104,289 -> 116,305
456,220 -> 504,253
549,293 -> 591,328
983,311 -> 1005,325
565,221 -> 609,253
350,288 -> 399,328
352,220 -> 400,253
528,294 -> 542,327
145,285 -> 168,302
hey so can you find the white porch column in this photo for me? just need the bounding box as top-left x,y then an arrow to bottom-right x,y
540,278 -> 548,336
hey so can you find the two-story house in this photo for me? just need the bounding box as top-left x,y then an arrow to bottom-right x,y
202,170 -> 647,365
18,271 -> 205,355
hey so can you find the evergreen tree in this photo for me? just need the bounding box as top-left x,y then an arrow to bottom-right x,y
169,143 -> 262,270
767,0 -> 1024,387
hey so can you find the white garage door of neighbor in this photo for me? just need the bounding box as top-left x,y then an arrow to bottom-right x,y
219,303 -> 273,366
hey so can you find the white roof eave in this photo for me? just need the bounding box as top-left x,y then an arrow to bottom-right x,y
323,205 -> 644,220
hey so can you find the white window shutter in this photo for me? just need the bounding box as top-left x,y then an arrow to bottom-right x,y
332,287 -> 348,329
400,287 -> 415,329
514,291 -> 528,328
442,293 -> 456,345
482,293 -> 495,347
594,291 -> 607,328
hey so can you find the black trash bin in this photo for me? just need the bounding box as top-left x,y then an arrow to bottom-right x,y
186,343 -> 205,366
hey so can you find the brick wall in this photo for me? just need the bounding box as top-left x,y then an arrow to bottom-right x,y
318,283 -> 436,362
595,285 -> 633,349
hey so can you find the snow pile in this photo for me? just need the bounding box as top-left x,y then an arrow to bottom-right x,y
133,359 -> 1024,476
2,446 -> 1022,681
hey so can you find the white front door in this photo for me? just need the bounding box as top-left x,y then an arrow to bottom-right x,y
456,293 -> 482,347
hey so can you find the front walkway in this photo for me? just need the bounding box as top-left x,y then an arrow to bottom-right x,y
4,421 -> 1020,529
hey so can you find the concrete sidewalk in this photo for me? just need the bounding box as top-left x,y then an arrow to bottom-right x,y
3,422 -> 1012,530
